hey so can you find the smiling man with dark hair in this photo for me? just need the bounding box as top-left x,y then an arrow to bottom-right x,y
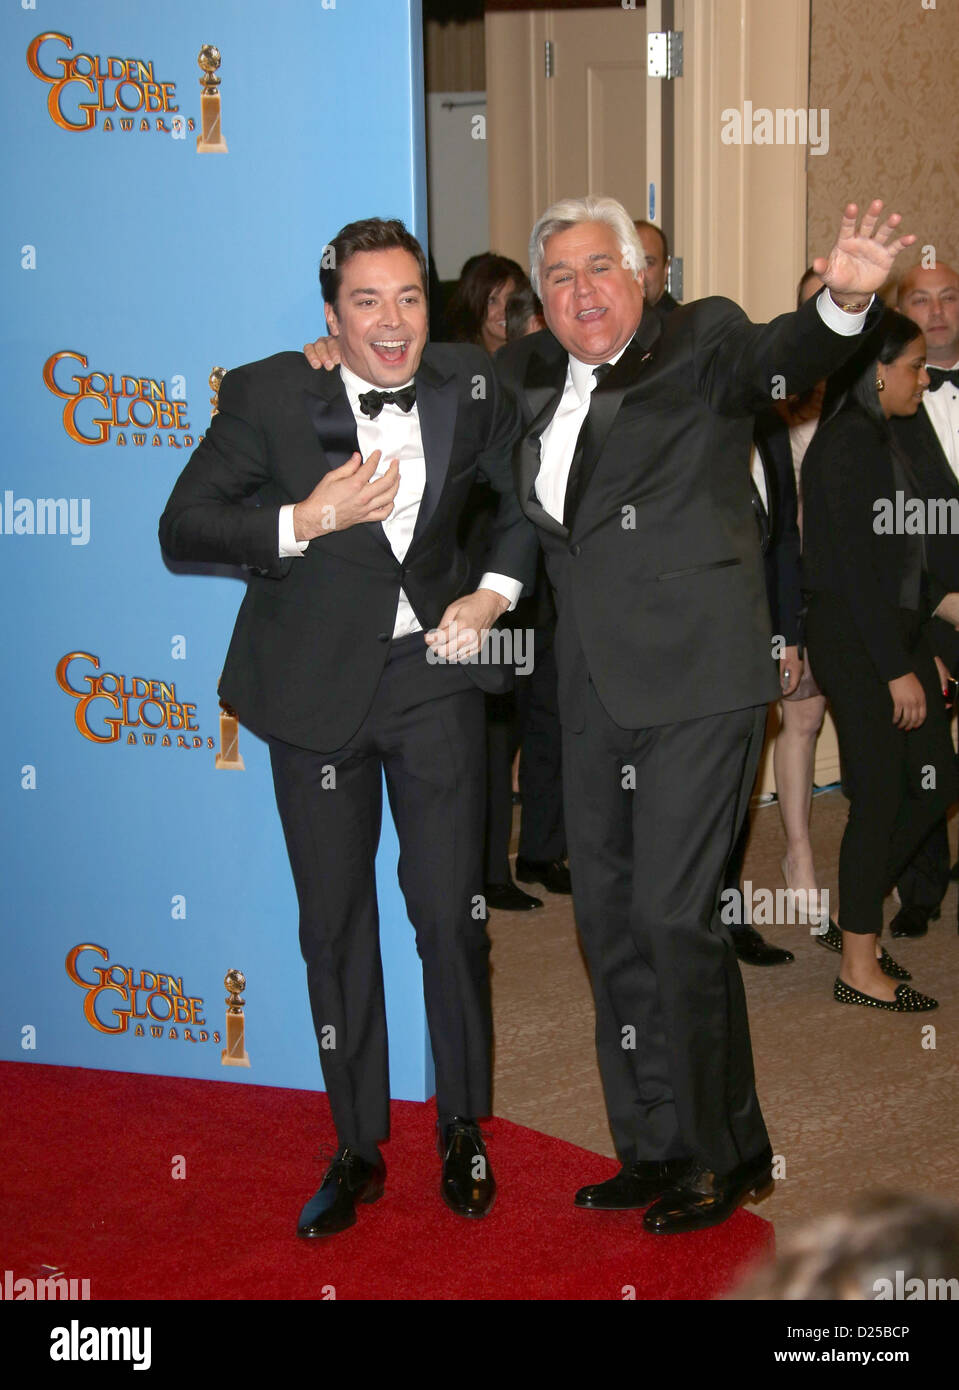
160,217 -> 536,1239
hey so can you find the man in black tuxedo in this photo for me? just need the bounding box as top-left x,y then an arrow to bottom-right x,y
160,218 -> 537,1237
494,195 -> 910,1233
890,262 -> 959,936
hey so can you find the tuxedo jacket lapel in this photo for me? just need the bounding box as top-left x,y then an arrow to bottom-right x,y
517,345 -> 571,539
568,310 -> 663,534
303,370 -> 360,469
913,404 -> 959,497
410,356 -> 458,547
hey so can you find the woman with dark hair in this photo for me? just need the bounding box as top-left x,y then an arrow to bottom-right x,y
801,309 -> 959,1010
446,253 -> 528,355
450,250 -> 544,911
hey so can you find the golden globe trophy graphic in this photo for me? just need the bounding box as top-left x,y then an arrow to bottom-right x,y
221,969 -> 251,1067
215,696 -> 245,770
196,44 -> 228,153
209,365 -> 226,417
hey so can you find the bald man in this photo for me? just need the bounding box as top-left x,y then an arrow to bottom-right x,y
633,220 -> 680,313
890,262 -> 959,937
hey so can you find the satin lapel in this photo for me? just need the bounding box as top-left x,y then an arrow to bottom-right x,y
302,370 -> 359,468
518,346 -> 570,539
410,357 -> 458,548
567,311 -> 663,535
914,405 -> 959,496
301,369 -> 392,554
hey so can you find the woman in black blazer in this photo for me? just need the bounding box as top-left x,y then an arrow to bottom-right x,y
802,310 -> 958,1011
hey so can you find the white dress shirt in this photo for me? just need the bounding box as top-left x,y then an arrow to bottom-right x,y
922,360 -> 959,481
536,341 -> 629,521
749,443 -> 768,515
279,363 -> 522,637
535,289 -> 869,524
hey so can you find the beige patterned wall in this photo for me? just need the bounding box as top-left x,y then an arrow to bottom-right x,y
807,0 -> 959,272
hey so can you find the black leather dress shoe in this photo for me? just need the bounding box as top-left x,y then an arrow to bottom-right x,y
731,926 -> 794,966
890,905 -> 936,939
438,1117 -> 496,1217
297,1147 -> 386,1238
642,1148 -> 774,1235
515,857 -> 572,894
484,880 -> 543,912
574,1158 -> 689,1210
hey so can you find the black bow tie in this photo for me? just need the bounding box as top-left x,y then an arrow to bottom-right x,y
925,367 -> 959,393
358,384 -> 416,419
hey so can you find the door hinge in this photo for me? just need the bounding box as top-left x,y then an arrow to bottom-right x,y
545,39 -> 554,79
647,30 -> 683,79
668,256 -> 683,302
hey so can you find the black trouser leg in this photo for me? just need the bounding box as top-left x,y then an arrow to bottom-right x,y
563,680 -> 770,1173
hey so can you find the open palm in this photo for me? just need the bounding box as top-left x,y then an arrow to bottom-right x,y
813,200 -> 916,297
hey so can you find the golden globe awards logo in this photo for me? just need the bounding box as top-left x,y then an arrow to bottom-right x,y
43,352 -> 200,450
27,33 -> 188,135
66,943 -> 221,1046
56,651 -> 215,751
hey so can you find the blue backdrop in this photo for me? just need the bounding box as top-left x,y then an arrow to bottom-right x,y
1,0 -> 435,1100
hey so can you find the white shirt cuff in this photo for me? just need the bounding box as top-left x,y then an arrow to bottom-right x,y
816,287 -> 873,335
279,503 -> 308,557
478,572 -> 523,612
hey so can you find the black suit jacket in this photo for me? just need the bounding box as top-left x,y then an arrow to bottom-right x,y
891,405 -> 959,673
802,404 -> 925,683
496,294 -> 879,731
159,345 -> 537,750
752,410 -> 802,644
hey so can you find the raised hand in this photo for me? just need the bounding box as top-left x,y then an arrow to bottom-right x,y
813,200 -> 916,300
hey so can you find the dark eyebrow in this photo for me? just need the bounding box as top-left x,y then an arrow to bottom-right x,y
543,252 -> 614,278
349,284 -> 422,296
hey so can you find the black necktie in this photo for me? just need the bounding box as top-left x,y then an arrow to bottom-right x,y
358,383 -> 417,418
925,367 -> 959,393
562,363 -> 613,529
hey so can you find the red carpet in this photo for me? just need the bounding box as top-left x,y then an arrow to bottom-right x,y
1,1062 -> 772,1300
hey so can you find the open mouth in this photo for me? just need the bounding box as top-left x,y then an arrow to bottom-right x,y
576,307 -> 606,322
371,340 -> 410,365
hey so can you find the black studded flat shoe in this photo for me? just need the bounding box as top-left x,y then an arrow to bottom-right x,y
816,921 -> 911,981
834,978 -> 937,1012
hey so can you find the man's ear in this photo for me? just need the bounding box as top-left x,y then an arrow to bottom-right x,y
324,301 -> 339,337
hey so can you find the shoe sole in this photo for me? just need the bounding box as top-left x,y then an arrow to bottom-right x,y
574,1197 -> 658,1210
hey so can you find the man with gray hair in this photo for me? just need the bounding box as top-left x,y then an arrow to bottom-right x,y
495,193 -> 911,1233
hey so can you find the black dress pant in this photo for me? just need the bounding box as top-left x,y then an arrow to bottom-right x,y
896,817 -> 951,914
516,636 -> 566,863
269,634 -> 491,1153
805,595 -> 958,935
562,677 -> 770,1176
